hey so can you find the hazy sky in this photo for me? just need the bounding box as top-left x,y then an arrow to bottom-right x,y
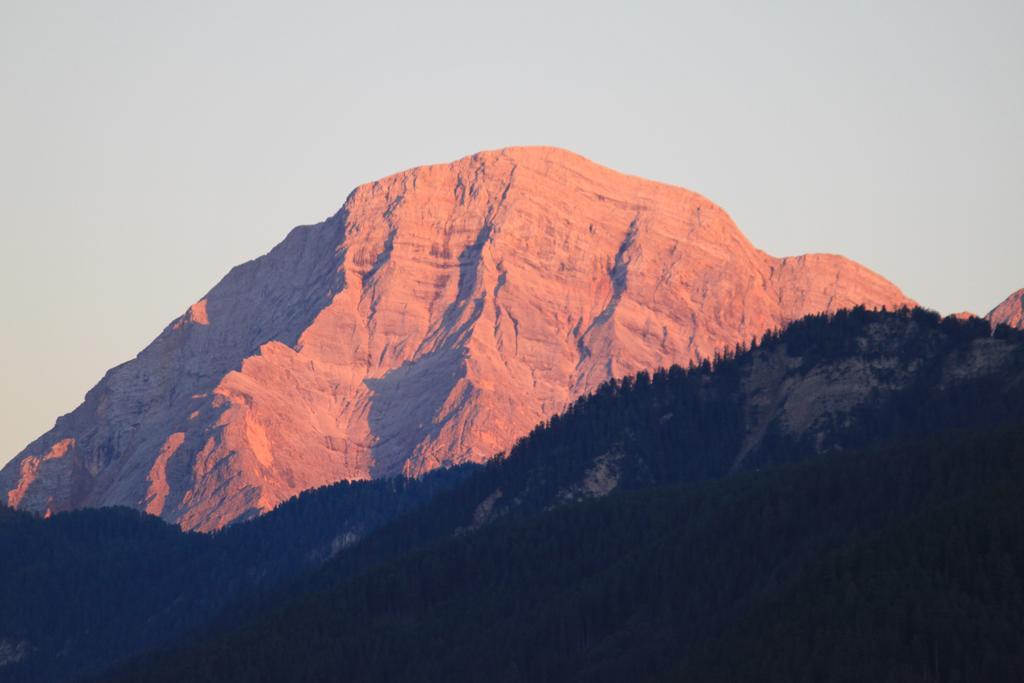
1,1 -> 1022,467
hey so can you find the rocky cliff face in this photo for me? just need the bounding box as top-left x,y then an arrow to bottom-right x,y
0,147 -> 914,530
987,289 -> 1024,330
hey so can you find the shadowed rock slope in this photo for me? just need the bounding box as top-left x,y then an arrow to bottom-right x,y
0,147 -> 913,530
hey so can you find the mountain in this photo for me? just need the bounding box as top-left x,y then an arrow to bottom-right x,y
987,288 -> 1024,330
0,147 -> 914,531
106,310 -> 1024,683
4,308 -> 1023,682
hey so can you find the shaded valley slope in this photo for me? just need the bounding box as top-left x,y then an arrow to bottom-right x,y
3,308 -> 1024,682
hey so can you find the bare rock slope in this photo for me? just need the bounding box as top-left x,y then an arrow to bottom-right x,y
987,288 -> 1024,330
1,147 -> 914,530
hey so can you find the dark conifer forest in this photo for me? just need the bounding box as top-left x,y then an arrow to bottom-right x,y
3,308 -> 1024,682
115,423 -> 1024,683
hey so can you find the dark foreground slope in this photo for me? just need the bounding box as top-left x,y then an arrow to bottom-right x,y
104,309 -> 1024,683
0,468 -> 472,682
115,421 -> 1024,683
679,475 -> 1024,682
4,308 -> 1024,682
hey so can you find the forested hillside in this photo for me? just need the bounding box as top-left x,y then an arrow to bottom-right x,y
0,467 -> 472,682
109,309 -> 1024,682
3,308 -> 1024,682
114,421 -> 1024,682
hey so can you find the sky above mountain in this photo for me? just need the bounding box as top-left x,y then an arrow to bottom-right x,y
1,0 -> 1022,467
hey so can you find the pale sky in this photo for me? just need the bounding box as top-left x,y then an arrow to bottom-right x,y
1,1 -> 1022,467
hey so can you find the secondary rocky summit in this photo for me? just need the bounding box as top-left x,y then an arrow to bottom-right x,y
1,147 -> 914,530
987,289 -> 1024,330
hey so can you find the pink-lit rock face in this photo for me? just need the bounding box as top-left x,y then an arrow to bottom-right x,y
0,147 -> 915,531
986,289 -> 1024,330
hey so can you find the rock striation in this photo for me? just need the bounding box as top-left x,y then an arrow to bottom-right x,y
986,288 -> 1024,330
0,147 -> 915,530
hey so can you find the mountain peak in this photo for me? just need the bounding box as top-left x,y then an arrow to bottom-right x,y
353,146 -> 718,216
987,288 -> 1024,330
1,149 -> 914,530
425,146 -> 604,171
